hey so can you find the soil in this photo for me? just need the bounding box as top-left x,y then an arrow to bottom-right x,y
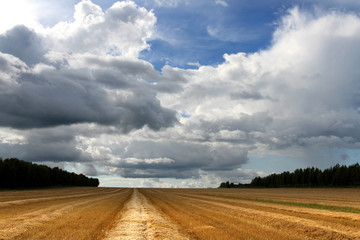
104,189 -> 188,240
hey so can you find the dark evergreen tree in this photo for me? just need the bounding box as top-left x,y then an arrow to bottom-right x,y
0,158 -> 100,189
219,163 -> 360,188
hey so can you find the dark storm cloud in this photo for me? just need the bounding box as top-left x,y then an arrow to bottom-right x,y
0,25 -> 46,66
0,54 -> 178,131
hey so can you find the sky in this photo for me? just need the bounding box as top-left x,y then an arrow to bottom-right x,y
1,0 -> 360,188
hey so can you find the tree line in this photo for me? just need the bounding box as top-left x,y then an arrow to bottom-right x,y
0,158 -> 99,188
219,163 -> 360,188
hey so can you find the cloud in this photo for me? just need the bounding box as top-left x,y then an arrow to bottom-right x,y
106,168 -> 266,188
187,61 -> 201,68
230,90 -> 270,100
45,0 -> 156,58
144,7 -> 360,178
101,140 -> 248,178
181,8 -> 360,157
215,0 -> 228,7
0,1 -> 178,132
152,0 -> 185,8
0,56 -> 178,131
0,25 -> 46,66
0,126 -> 92,163
82,164 -> 98,176
340,153 -> 349,161
207,25 -> 260,42
0,1 -> 179,166
0,0 -> 40,33
1,3 -> 360,187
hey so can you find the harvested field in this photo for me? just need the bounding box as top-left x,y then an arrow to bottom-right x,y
1,187 -> 360,239
141,188 -> 360,240
0,187 -> 132,240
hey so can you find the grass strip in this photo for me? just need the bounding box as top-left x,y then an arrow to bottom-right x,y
201,194 -> 360,214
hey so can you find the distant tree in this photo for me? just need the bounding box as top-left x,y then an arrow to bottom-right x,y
220,163 -> 360,188
0,158 -> 100,189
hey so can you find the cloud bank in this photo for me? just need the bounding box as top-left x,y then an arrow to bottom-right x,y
1,1 -> 360,187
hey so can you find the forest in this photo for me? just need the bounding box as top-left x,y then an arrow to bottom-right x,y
0,158 -> 99,188
220,163 -> 360,188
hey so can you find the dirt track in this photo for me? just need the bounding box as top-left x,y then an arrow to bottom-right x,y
105,189 -> 188,240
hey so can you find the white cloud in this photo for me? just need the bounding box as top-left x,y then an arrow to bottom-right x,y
43,0 -> 156,58
0,128 -> 26,145
215,0 -> 228,7
187,61 -> 201,67
153,0 -> 185,8
0,0 -> 40,33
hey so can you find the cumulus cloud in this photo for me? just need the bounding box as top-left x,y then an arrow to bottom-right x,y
0,25 -> 46,66
45,0 -> 156,58
169,8 -> 360,162
142,7 -> 360,180
1,3 -> 360,187
0,1 -> 177,132
0,1 -> 177,168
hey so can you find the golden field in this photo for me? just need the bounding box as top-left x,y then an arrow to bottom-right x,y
1,187 -> 360,239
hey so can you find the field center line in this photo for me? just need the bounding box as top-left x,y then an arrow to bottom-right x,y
104,188 -> 189,240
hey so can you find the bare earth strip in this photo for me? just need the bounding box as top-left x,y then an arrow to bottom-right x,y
105,189 -> 189,240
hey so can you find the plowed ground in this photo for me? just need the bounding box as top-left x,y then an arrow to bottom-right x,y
1,187 -> 360,239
